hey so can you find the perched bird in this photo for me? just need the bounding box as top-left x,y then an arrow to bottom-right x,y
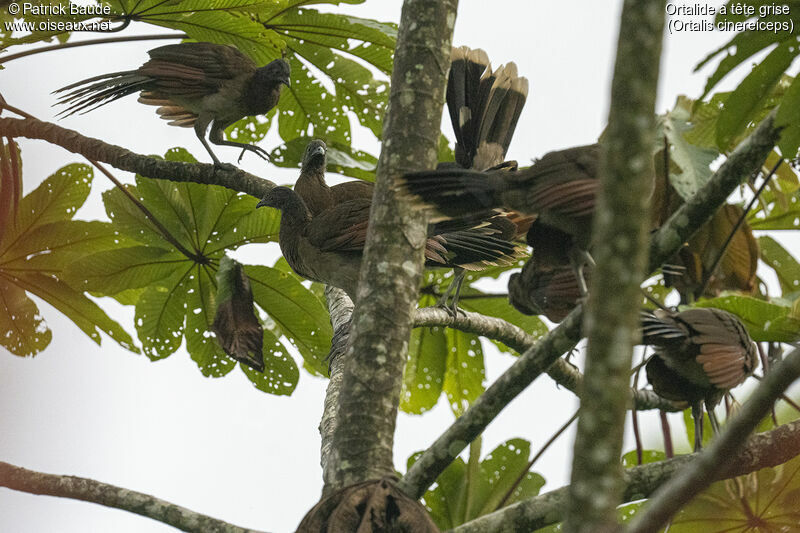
401,143 -> 602,294
640,308 -> 758,451
292,139 -> 522,312
54,42 -> 290,167
508,262 -> 586,323
257,187 -> 519,301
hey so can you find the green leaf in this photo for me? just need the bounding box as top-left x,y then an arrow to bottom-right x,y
0,277 -> 51,356
409,438 -> 545,529
759,235 -> 800,295
245,265 -> 333,375
269,137 -> 378,181
401,326 -> 447,414
621,449 -> 667,467
443,329 -> 485,417
748,188 -> 800,230
694,294 -> 800,342
12,271 -> 137,352
241,330 -> 300,395
657,98 -> 720,199
776,73 -> 800,158
186,263 -> 236,377
135,268 -> 192,360
716,39 -> 799,150
1,221 -> 129,272
668,451 -> 800,531
0,163 -> 92,254
0,138 -> 22,244
64,246 -> 185,295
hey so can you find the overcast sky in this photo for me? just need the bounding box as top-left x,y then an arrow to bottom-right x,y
2,2 -> 798,532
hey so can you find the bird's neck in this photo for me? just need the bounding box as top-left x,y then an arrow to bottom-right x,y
295,168 -> 331,215
242,71 -> 283,115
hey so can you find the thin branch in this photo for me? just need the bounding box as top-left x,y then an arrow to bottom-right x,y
448,418 -> 800,533
625,346 -> 800,533
0,461 -> 267,533
697,158 -> 782,295
0,33 -> 186,64
412,307 -> 680,412
0,116 -> 275,199
397,304 -> 585,500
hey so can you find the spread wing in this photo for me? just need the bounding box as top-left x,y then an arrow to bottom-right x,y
136,43 -> 256,120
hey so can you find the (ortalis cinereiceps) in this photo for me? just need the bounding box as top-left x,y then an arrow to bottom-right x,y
54,42 -> 290,167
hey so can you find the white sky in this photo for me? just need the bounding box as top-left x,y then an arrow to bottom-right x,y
1,1 -> 798,532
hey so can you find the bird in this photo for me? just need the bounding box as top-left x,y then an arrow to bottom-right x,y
292,139 -> 523,313
508,262 -> 586,323
53,42 -> 291,167
400,143 -> 603,295
257,187 -> 520,302
640,307 -> 758,451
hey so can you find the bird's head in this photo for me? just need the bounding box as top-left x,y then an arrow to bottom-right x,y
301,139 -> 327,173
257,186 -> 310,221
257,57 -> 291,87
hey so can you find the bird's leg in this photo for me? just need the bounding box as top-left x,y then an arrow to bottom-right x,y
706,401 -> 722,436
691,402 -> 704,452
208,123 -> 271,164
437,268 -> 467,318
569,248 -> 595,297
195,118 -> 234,170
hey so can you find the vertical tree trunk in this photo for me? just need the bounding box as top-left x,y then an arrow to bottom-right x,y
327,0 -> 459,489
565,1 -> 666,531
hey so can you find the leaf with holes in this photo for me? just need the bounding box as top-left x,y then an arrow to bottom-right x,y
0,163 -> 135,356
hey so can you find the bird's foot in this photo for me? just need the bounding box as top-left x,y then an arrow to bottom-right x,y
238,145 -> 272,164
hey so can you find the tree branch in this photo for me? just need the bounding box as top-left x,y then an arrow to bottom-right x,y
0,116 -> 275,198
327,0 -> 459,489
320,286 -> 354,496
448,418 -> 800,533
413,307 -> 680,412
397,304 -> 585,499
625,346 -> 800,533
0,462 -> 267,533
566,2 -> 666,531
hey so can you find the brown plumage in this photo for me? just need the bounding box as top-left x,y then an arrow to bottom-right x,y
256,187 -> 519,301
54,42 -> 290,166
509,262 -> 586,323
641,307 -> 758,450
401,143 -> 603,296
291,140 -> 522,303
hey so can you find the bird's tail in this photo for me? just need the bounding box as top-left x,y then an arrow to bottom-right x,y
399,168 -> 510,221
640,310 -> 685,346
447,46 -> 528,170
53,70 -> 151,117
427,225 -> 524,271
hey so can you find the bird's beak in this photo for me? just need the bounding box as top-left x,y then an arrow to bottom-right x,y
312,145 -> 325,157
256,199 -> 268,208
281,78 -> 291,87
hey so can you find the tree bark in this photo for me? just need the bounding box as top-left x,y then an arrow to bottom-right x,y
327,0 -> 459,489
565,2 -> 666,531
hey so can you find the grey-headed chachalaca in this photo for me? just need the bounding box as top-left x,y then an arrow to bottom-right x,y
256,187 -> 519,301
640,307 -> 758,451
292,139 -> 522,312
54,42 -> 290,167
401,143 -> 602,295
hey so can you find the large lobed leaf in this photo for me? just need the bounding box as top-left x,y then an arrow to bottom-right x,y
0,163 -> 135,356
